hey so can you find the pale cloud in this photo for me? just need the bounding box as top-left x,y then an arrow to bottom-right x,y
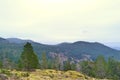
0,0 -> 120,44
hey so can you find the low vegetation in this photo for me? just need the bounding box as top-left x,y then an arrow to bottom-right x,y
0,69 -> 109,80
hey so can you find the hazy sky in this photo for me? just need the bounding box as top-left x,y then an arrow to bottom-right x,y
0,0 -> 120,44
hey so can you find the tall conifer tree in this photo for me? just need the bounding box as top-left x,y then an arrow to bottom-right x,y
41,52 -> 47,69
20,42 -> 39,71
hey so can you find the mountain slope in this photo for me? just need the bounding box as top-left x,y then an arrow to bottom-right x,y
7,38 -> 33,44
0,37 -> 120,62
56,41 -> 120,60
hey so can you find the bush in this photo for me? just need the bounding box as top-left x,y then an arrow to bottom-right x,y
0,69 -> 11,76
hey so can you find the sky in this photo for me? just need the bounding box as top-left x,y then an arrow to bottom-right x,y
0,0 -> 120,44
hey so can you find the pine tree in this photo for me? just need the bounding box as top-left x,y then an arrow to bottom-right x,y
41,52 -> 47,69
17,59 -> 23,70
0,61 -> 3,68
107,57 -> 120,79
71,63 -> 76,71
54,55 -> 61,70
80,61 -> 95,77
63,60 -> 71,71
2,58 -> 15,70
20,42 -> 39,71
95,55 -> 107,78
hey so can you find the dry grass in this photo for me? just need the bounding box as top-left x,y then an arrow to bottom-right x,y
0,69 -> 109,80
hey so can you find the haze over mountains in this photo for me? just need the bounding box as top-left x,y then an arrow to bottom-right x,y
0,37 -> 120,62
104,42 -> 120,50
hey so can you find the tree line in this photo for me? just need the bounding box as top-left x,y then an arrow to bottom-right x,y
0,42 -> 120,79
80,55 -> 120,80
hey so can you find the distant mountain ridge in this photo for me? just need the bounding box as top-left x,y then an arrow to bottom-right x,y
0,37 -> 120,62
7,38 -> 33,44
113,47 -> 120,50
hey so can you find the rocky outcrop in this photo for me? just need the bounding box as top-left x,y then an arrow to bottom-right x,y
0,74 -> 8,80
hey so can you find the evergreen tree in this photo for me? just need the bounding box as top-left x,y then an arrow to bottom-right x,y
41,52 -> 47,69
54,55 -> 61,70
71,63 -> 76,71
2,58 -> 15,70
47,59 -> 53,69
17,59 -> 23,70
0,61 -> 3,68
107,57 -> 114,78
95,55 -> 107,78
81,61 -> 95,77
20,42 -> 39,71
107,57 -> 120,79
63,60 -> 71,71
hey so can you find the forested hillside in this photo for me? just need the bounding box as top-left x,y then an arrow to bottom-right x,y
0,37 -> 120,62
0,42 -> 120,80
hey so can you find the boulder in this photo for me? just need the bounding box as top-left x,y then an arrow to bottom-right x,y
0,74 -> 8,80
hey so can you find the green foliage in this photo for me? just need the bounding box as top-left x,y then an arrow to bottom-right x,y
80,55 -> 120,79
19,42 -> 39,71
17,60 -> 23,70
80,56 -> 108,78
0,69 -> 11,76
41,52 -> 48,69
20,72 -> 29,77
80,61 -> 95,77
53,55 -> 61,70
107,57 -> 120,79
64,60 -> 71,71
95,55 -> 107,78
0,61 -> 3,68
71,63 -> 76,71
2,58 -> 16,70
